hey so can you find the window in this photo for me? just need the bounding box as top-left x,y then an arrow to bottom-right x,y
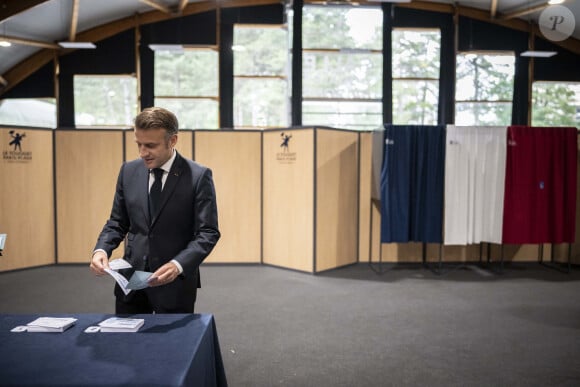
74,75 -> 137,127
392,29 -> 440,125
532,82 -> 580,126
302,6 -> 382,130
154,48 -> 219,129
233,25 -> 289,129
0,98 -> 56,128
455,52 -> 515,126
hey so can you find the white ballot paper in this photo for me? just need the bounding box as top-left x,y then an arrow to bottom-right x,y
126,270 -> 154,290
108,258 -> 132,270
104,258 -> 133,295
104,259 -> 153,294
104,268 -> 131,295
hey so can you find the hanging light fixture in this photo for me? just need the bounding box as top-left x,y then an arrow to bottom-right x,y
58,41 -> 96,49
148,44 -> 184,51
0,23 -> 12,48
57,0 -> 95,49
520,50 -> 557,57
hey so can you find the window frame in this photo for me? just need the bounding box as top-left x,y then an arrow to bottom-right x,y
233,23 -> 290,129
0,98 -> 57,129
531,80 -> 580,127
153,46 -> 220,129
454,51 -> 515,126
73,74 -> 138,129
391,27 -> 441,125
301,5 -> 383,131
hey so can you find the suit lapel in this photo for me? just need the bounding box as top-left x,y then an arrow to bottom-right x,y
135,164 -> 152,225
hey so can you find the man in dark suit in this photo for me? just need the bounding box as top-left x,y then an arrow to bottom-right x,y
90,107 -> 220,314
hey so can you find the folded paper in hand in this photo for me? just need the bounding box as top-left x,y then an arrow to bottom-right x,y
108,258 -> 132,270
104,259 -> 152,294
126,270 -> 153,290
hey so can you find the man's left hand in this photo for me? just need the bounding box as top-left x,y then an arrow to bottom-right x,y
148,262 -> 180,287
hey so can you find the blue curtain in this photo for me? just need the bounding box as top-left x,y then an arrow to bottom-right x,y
380,125 -> 446,243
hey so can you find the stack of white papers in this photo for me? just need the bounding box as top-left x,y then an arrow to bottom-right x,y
98,317 -> 145,333
25,317 -> 78,332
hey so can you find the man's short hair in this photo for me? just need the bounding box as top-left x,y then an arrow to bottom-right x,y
134,107 -> 179,137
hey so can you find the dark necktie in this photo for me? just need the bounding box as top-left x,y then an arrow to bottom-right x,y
149,168 -> 164,218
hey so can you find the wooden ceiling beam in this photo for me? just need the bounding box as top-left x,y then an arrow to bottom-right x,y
69,0 -> 79,41
139,0 -> 174,15
390,0 -> 454,14
1,49 -> 54,92
1,35 -> 59,49
398,1 -> 580,55
490,0 -> 498,19
499,3 -> 549,20
0,0 -> 226,94
178,0 -> 188,14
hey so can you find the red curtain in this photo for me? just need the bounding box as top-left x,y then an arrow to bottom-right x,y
502,126 -> 577,244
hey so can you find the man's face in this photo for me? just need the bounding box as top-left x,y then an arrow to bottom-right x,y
134,127 -> 177,169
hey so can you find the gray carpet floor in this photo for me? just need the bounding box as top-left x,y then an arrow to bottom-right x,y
1,262 -> 580,386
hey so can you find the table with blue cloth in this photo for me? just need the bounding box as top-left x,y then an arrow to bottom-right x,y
0,313 -> 227,387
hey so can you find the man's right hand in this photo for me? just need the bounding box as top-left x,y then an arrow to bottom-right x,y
90,250 -> 110,276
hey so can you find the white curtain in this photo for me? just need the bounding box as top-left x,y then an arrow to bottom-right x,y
444,126 -> 507,245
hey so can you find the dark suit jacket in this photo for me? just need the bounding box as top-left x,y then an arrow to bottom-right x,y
94,152 -> 220,309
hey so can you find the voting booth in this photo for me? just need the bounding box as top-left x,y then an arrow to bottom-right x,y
2,125 -> 579,273
0,127 -> 55,271
194,130 -> 262,264
55,130 -> 125,263
362,125 -> 580,265
262,127 -> 359,273
0,127 -> 361,272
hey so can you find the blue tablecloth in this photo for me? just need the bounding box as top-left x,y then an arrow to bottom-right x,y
0,313 -> 227,387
